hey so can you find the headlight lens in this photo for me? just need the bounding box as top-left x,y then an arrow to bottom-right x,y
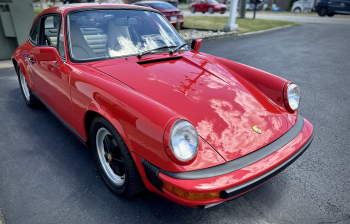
170,120 -> 199,162
287,83 -> 301,110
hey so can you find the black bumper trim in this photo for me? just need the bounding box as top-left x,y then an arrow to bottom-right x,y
161,114 -> 305,180
220,135 -> 313,199
141,158 -> 163,192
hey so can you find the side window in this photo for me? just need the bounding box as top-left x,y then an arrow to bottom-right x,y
29,21 -> 39,45
43,15 -> 62,48
57,19 -> 65,60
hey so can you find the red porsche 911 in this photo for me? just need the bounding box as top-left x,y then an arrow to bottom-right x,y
190,0 -> 227,14
12,3 -> 313,208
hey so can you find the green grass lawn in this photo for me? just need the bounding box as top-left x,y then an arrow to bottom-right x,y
184,16 -> 298,34
34,8 -> 45,16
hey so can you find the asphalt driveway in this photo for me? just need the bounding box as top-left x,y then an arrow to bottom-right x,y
0,23 -> 349,224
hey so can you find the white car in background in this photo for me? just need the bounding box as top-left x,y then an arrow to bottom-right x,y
292,0 -> 315,12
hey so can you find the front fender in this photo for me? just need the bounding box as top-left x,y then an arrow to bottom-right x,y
207,54 -> 298,125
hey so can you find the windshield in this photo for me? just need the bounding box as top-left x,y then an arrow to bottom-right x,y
68,9 -> 187,61
207,0 -> 219,3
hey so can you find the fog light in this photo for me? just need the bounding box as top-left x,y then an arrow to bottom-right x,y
163,182 -> 220,200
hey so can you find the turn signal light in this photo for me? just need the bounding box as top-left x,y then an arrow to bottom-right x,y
162,182 -> 220,200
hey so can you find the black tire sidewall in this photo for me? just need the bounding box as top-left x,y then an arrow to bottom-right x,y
90,117 -> 142,197
318,7 -> 327,16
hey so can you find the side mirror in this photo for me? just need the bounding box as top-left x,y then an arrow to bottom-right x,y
191,39 -> 202,52
33,47 -> 63,66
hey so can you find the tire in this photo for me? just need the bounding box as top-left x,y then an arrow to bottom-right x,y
90,116 -> 144,198
293,7 -> 301,12
190,7 -> 195,13
208,7 -> 214,14
220,11 -> 225,14
318,7 -> 327,16
327,13 -> 334,17
17,66 -> 41,108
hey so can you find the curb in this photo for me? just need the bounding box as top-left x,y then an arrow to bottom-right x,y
237,25 -> 293,36
182,25 -> 293,44
182,31 -> 237,45
0,60 -> 13,69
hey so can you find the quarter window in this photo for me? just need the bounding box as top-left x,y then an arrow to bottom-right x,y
29,21 -> 39,44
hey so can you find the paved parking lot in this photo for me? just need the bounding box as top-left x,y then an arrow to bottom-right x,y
0,23 -> 349,224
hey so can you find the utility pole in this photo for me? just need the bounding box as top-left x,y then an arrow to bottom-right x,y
223,0 -> 239,31
239,0 -> 246,18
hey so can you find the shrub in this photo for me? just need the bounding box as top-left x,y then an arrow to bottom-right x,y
265,6 -> 272,11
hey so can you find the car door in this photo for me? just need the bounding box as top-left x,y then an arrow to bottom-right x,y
32,14 -> 76,127
198,1 -> 205,12
328,0 -> 348,13
26,19 -> 42,89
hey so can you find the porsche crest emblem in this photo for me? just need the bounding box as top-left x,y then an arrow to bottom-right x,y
252,126 -> 261,134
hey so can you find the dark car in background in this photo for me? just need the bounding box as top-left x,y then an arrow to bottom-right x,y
133,1 -> 184,28
315,0 -> 350,16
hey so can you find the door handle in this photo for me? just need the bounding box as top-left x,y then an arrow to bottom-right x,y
28,57 -> 35,63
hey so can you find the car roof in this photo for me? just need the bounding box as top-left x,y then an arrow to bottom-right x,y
37,3 -> 153,17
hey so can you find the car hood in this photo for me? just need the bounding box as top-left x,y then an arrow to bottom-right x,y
88,53 -> 291,161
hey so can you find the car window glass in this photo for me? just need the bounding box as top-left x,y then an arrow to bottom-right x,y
43,15 -> 62,48
57,18 -> 65,60
29,21 -> 39,44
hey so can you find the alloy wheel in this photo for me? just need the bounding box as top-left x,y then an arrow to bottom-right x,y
19,69 -> 30,101
96,128 -> 125,186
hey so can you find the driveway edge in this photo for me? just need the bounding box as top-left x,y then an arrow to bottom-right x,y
237,25 -> 293,36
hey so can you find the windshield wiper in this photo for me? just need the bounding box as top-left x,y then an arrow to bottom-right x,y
137,45 -> 177,58
170,43 -> 187,55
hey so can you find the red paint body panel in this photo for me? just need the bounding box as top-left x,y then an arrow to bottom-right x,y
12,3 -> 313,208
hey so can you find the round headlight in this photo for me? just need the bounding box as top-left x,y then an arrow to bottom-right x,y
287,83 -> 301,111
169,120 -> 199,162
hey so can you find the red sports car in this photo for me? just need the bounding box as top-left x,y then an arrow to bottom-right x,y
132,1 -> 184,28
190,0 -> 227,14
12,3 -> 313,208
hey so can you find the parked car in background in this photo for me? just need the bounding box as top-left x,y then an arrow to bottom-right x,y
190,0 -> 227,14
270,6 -> 283,11
129,0 -> 179,7
315,0 -> 350,16
133,1 -> 183,28
292,0 -> 315,12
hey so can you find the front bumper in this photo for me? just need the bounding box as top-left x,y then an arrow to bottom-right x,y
142,115 -> 313,208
